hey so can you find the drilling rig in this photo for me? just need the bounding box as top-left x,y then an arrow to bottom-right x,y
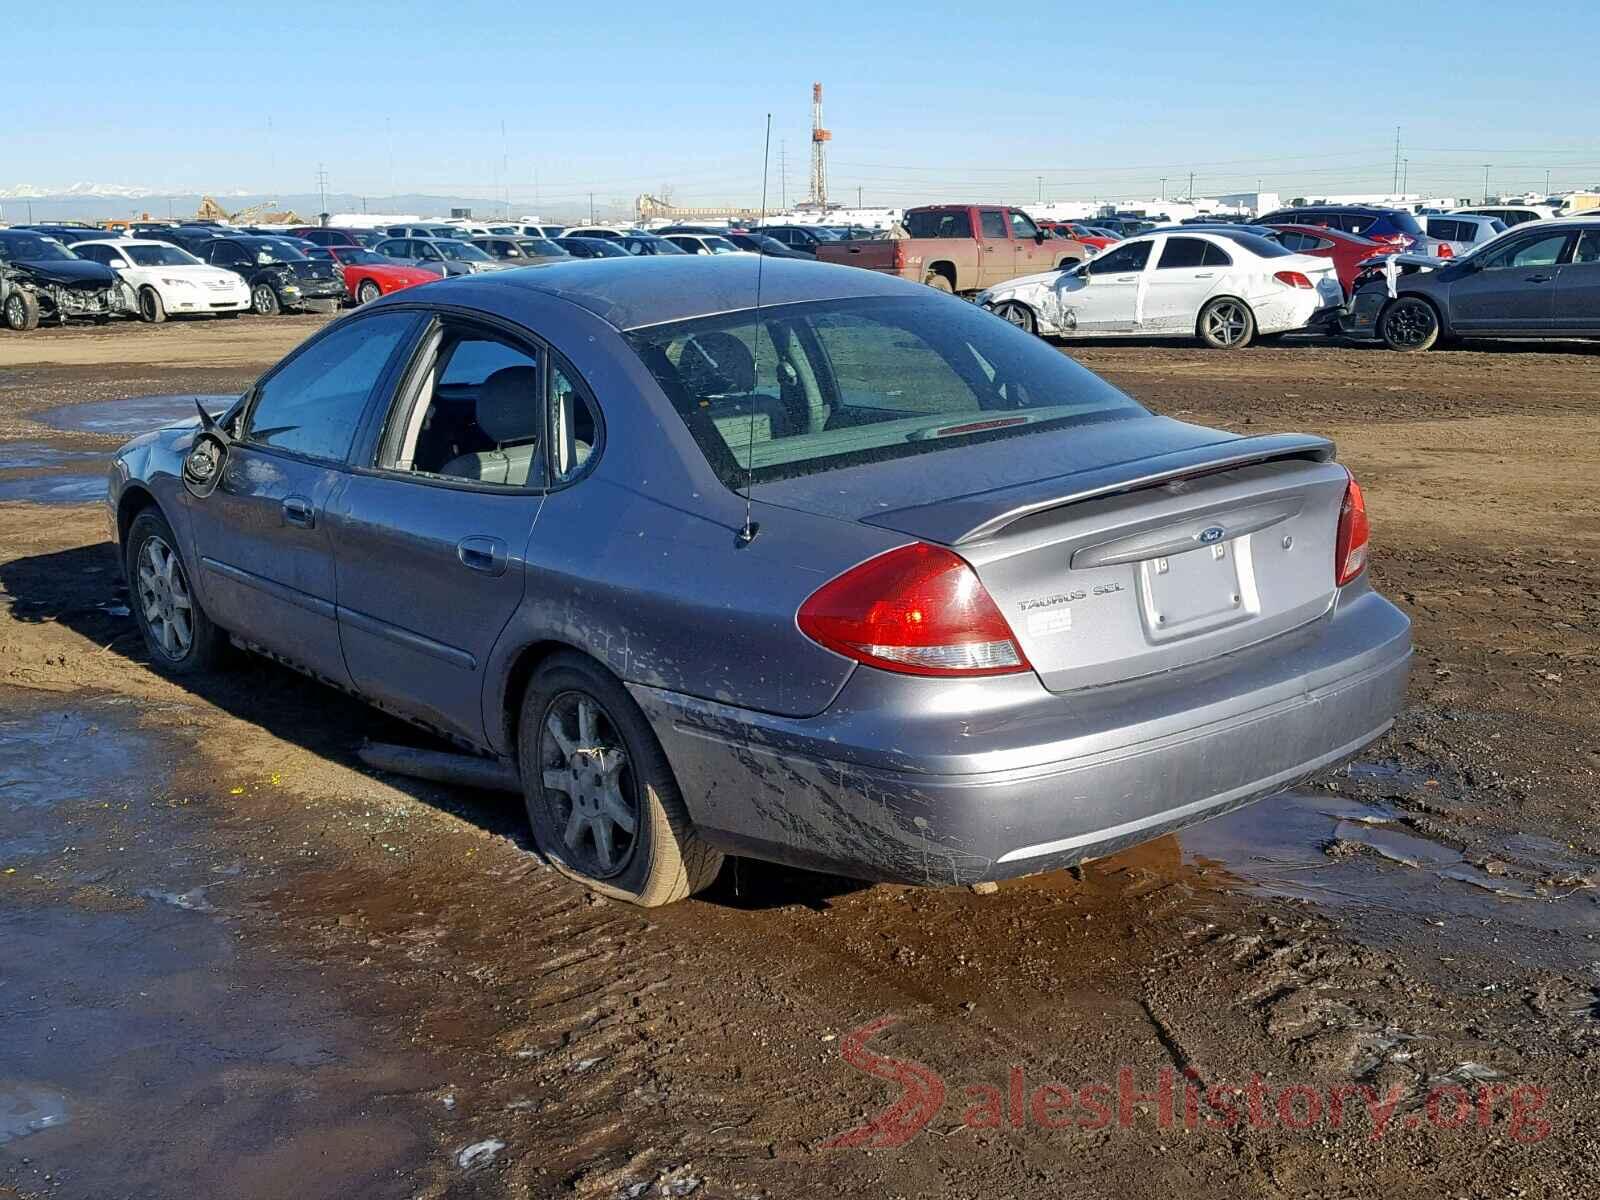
808,82 -> 831,210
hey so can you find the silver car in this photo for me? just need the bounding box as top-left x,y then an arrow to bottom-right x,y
106,257 -> 1411,906
1425,213 -> 1507,257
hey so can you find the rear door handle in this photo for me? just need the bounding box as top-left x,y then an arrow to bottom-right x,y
456,535 -> 508,577
1525,273 -> 1553,283
1194,272 -> 1215,278
282,496 -> 314,528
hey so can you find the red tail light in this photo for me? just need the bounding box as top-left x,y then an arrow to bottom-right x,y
1436,242 -> 1454,258
893,241 -> 907,271
1335,472 -> 1370,586
1273,270 -> 1313,289
797,543 -> 1029,677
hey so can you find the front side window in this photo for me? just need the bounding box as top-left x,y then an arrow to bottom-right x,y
387,327 -> 544,488
244,312 -> 416,461
126,244 -> 200,267
1008,210 -> 1041,239
979,210 -> 1008,239
626,294 -> 1143,489
1088,240 -> 1152,275
1483,233 -> 1572,270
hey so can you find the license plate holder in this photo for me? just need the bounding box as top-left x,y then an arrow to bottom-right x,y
1138,539 -> 1257,641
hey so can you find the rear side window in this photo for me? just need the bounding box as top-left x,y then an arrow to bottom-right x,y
1156,237 -> 1208,269
905,210 -> 973,238
1201,240 -> 1233,266
245,312 -> 416,461
626,294 -> 1143,488
979,210 -> 1008,238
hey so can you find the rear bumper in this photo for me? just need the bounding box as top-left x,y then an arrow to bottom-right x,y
633,586 -> 1411,886
1339,290 -> 1387,339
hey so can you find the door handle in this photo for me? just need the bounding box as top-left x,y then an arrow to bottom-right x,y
456,535 -> 508,577
1525,273 -> 1552,283
282,496 -> 314,529
1194,272 -> 1215,278
1117,275 -> 1136,282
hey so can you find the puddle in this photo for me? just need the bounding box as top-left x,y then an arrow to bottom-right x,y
0,692 -> 441,1196
33,393 -> 234,436
0,441 -> 106,471
1180,789 -> 1600,971
0,472 -> 105,504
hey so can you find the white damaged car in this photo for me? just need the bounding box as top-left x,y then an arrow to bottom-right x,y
976,229 -> 1345,349
72,238 -> 251,323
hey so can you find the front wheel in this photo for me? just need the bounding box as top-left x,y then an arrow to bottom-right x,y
1379,297 -> 1440,352
125,509 -> 228,676
356,279 -> 381,305
517,653 -> 723,907
251,283 -> 281,316
996,301 -> 1037,335
139,287 -> 167,324
3,290 -> 40,332
1198,297 -> 1255,349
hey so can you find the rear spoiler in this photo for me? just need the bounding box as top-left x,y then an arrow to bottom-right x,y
862,433 -> 1336,546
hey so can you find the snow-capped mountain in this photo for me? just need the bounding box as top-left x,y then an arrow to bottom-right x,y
0,183 -> 251,200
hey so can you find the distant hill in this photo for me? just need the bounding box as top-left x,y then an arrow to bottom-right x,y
0,188 -> 603,225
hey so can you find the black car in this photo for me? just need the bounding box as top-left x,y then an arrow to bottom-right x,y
1341,219 -> 1600,351
553,237 -> 630,259
13,224 -> 116,245
198,235 -> 345,315
0,230 -> 130,330
722,231 -> 808,258
748,225 -> 839,256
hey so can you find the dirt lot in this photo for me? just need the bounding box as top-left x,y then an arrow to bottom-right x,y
0,318 -> 1596,1199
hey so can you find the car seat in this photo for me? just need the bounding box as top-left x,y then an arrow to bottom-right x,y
439,365 -> 542,485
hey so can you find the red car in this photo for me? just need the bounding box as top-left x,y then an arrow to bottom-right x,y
324,245 -> 439,305
1039,220 -> 1117,251
1265,224 -> 1396,297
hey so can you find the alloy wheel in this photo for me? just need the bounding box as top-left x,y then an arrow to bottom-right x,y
538,691 -> 640,879
1385,301 -> 1435,348
1205,301 -> 1250,346
136,535 -> 193,660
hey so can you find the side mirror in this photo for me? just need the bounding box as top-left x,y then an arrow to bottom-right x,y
182,400 -> 230,499
1034,232 -> 1047,244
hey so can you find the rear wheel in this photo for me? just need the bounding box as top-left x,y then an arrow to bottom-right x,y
138,287 -> 167,324
517,653 -> 722,907
251,283 -> 280,316
1198,297 -> 1255,349
996,301 -> 1037,335
356,279 -> 381,305
923,270 -> 954,294
125,509 -> 228,676
1379,297 -> 1440,352
4,290 -> 40,332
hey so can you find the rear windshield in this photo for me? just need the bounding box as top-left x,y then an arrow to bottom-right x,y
627,295 -> 1144,488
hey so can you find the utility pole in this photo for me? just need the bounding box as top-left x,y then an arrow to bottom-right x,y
1160,177 -> 1167,201
1401,158 -> 1409,194
779,140 -> 788,210
857,185 -> 863,208
1187,171 -> 1194,199
1037,175 -> 1043,204
1483,164 -> 1492,203
1545,168 -> 1552,197
500,119 -> 510,218
316,163 -> 328,217
1392,126 -> 1401,195
588,192 -> 595,224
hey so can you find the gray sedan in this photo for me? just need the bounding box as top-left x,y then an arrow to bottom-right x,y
1343,218 -> 1600,350
107,257 -> 1410,905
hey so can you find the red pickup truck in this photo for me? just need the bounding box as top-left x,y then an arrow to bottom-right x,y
815,205 -> 1088,294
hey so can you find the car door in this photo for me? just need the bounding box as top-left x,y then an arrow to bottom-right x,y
977,209 -> 1010,287
1055,238 -> 1152,333
1447,230 -> 1574,331
1554,229 -> 1600,332
1008,209 -> 1052,275
1142,236 -> 1225,332
326,317 -> 551,742
187,310 -> 422,686
206,239 -> 251,281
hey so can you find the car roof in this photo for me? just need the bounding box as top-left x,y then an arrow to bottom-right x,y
405,254 -> 918,331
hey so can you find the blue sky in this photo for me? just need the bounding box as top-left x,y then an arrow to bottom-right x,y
12,0 -> 1600,215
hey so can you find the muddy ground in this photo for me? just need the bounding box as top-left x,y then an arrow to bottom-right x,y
0,318 -> 1596,1199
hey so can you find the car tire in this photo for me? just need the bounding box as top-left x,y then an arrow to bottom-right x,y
517,652 -> 723,907
356,280 -> 381,305
139,287 -> 167,324
3,290 -> 40,332
996,301 -> 1037,335
1378,296 -> 1440,353
923,271 -> 954,294
125,509 -> 228,677
1197,296 -> 1255,349
251,283 -> 281,316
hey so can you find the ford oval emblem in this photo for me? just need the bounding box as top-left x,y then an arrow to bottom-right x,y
1197,526 -> 1225,544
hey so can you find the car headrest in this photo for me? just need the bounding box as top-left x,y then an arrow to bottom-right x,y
477,365 -> 542,444
678,331 -> 756,396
